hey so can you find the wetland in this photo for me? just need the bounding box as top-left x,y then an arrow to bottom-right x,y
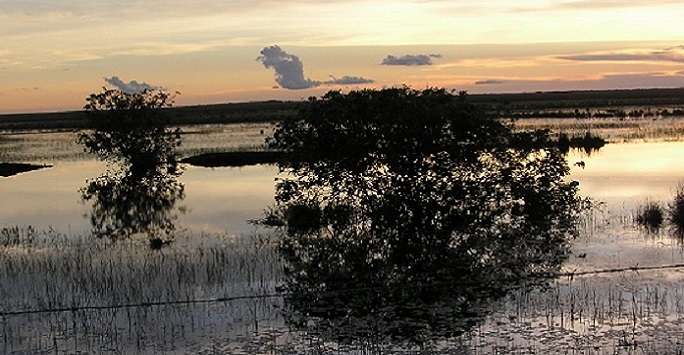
3,88 -> 684,354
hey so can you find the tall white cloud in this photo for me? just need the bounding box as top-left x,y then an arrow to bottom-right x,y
256,46 -> 321,90
257,45 -> 374,89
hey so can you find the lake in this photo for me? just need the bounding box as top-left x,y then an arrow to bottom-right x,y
1,160 -> 278,236
3,126 -> 684,353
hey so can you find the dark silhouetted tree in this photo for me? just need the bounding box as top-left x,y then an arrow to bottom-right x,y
264,87 -> 587,347
78,88 -> 184,243
78,88 -> 181,175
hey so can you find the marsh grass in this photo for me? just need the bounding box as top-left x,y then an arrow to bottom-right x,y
0,226 -> 284,354
0,123 -> 273,164
465,274 -> 684,354
0,131 -> 88,163
178,123 -> 274,158
3,220 -> 684,353
514,116 -> 684,143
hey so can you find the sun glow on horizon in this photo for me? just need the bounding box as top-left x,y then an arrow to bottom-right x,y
2,1 -> 684,113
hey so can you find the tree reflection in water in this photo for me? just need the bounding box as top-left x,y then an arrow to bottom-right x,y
81,165 -> 184,241
264,88 -> 588,348
78,88 -> 184,243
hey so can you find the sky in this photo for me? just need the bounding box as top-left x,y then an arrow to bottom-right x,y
2,0 -> 684,114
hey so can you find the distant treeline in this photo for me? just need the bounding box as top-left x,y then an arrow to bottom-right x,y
470,87 -> 684,111
499,107 -> 684,120
0,100 -> 301,131
3,88 -> 684,131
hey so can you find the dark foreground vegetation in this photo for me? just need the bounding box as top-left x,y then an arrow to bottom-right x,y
3,88 -> 684,131
258,87 -> 587,344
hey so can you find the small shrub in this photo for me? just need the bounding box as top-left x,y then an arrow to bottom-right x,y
635,202 -> 664,232
670,186 -> 684,236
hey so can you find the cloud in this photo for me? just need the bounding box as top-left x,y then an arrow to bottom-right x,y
460,71 -> 684,94
551,0 -> 682,10
104,76 -> 158,94
594,72 -> 684,87
381,54 -> 442,66
256,45 -> 321,90
475,79 -> 505,85
511,0 -> 682,13
325,75 -> 375,85
257,45 -> 374,89
557,46 -> 684,64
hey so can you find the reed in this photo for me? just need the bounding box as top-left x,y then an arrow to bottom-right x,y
513,116 -> 684,143
0,226 -> 284,353
461,274 -> 684,354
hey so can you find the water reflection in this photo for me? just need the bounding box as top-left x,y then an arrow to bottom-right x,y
79,89 -> 184,242
556,131 -> 606,156
81,165 -> 184,241
275,189 -> 577,347
278,232 -> 553,347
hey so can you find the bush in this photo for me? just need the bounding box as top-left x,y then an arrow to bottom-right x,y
78,88 -> 181,172
265,87 -> 588,342
78,88 -> 184,240
670,186 -> 684,236
635,201 -> 664,232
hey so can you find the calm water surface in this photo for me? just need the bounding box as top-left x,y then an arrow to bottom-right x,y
0,160 -> 278,236
3,137 -> 684,353
4,140 -> 684,236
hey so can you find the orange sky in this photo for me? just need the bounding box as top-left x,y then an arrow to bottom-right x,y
2,1 -> 684,113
